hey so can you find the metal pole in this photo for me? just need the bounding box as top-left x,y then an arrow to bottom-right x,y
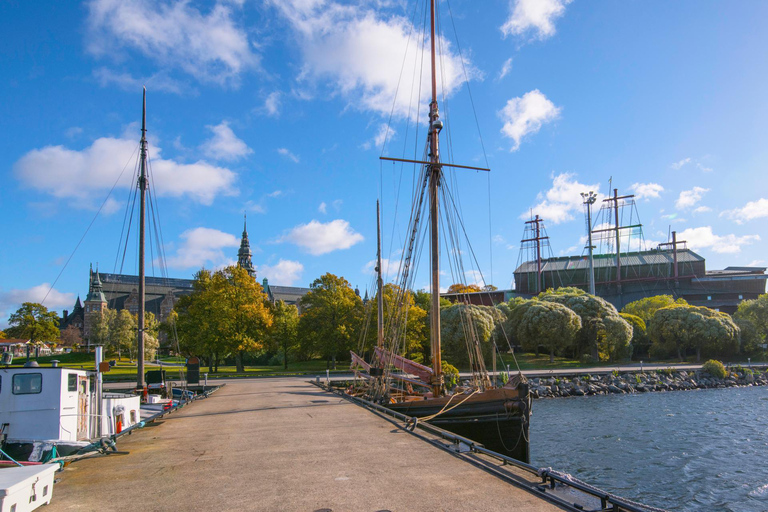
587,202 -> 595,295
95,346 -> 103,437
613,189 -> 622,294
535,216 -> 542,293
137,87 -> 147,390
672,230 -> 679,287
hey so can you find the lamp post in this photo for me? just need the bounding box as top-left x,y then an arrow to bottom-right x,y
581,191 -> 598,296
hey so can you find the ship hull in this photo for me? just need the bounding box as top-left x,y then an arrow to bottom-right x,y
385,384 -> 531,463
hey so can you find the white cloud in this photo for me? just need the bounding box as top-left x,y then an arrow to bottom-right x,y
696,163 -> 713,173
670,157 -> 691,170
86,0 -> 258,87
747,260 -> 767,267
722,198 -> 768,224
268,0 -> 475,118
166,227 -> 240,269
499,90 -> 560,151
677,226 -> 759,254
693,206 -> 712,214
501,0 -> 572,40
258,259 -> 304,285
522,172 -> 601,224
92,67 -> 191,95
202,121 -> 252,161
268,190 -> 284,199
280,219 -> 364,255
318,202 -> 327,214
13,136 -> 237,206
263,91 -> 282,117
498,58 -> 513,80
0,284 -> 76,329
65,127 -> 83,139
277,147 -> 300,163
630,182 -> 664,201
675,186 -> 709,210
361,124 -> 395,151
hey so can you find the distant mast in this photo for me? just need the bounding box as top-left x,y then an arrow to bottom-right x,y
137,87 -> 148,390
376,201 -> 384,348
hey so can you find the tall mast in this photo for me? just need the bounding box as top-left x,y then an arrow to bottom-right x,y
376,201 -> 384,348
137,87 -> 147,390
428,0 -> 443,397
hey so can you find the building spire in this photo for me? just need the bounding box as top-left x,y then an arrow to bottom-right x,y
237,215 -> 257,278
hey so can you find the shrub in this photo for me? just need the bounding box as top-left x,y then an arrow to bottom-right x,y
442,361 -> 460,390
702,359 -> 727,379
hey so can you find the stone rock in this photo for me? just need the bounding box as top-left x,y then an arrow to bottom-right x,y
607,384 -> 623,394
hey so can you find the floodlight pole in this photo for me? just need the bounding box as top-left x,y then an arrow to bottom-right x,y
582,192 -> 597,296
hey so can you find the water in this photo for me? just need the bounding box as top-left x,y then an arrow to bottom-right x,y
530,386 -> 768,512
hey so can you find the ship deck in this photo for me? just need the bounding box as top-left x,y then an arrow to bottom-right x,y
46,377 -> 565,511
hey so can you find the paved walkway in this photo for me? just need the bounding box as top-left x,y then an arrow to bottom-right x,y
48,378 -> 564,512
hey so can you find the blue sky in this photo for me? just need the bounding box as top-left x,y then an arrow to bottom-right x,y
2,0 -> 768,327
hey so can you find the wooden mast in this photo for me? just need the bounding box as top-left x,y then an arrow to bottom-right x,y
428,0 -> 443,397
137,87 -> 147,390
376,200 -> 384,348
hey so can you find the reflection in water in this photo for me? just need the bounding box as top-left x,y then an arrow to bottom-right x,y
530,386 -> 768,512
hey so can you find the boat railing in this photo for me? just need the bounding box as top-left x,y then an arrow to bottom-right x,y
315,380 -> 666,512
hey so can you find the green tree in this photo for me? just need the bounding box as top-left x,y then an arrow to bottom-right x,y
539,288 -> 632,361
90,308 -> 116,348
648,305 -> 740,362
440,303 -> 503,368
620,312 -> 649,360
446,283 -> 483,294
6,302 -> 60,342
517,300 -> 582,362
173,266 -> 273,372
735,317 -> 762,354
269,300 -> 299,370
735,294 -> 768,342
492,297 -> 529,351
380,284 -> 427,362
110,309 -> 135,359
622,295 -> 687,324
298,273 -> 362,368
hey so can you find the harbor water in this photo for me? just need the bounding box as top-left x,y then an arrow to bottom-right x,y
530,386 -> 768,512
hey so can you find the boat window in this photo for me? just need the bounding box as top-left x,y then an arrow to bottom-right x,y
12,373 -> 42,395
68,374 -> 77,392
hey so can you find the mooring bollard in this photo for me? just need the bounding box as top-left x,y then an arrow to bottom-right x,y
640,360 -> 643,373
326,369 -> 330,387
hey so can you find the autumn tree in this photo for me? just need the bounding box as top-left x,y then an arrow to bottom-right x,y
110,310 -> 135,359
517,300 -> 582,362
6,302 -> 60,342
298,273 -> 362,368
90,308 -> 115,348
0,330 -> 5,339
174,266 -> 273,372
269,300 -> 299,370
622,295 -> 687,324
446,283 -> 482,294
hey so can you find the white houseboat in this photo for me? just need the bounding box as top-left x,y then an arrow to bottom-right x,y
0,366 -> 141,462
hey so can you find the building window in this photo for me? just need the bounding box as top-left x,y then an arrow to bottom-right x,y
12,373 -> 42,394
68,374 -> 77,392
739,295 -> 743,300
707,296 -> 712,301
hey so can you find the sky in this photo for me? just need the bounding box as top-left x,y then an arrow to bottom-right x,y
2,0 -> 768,328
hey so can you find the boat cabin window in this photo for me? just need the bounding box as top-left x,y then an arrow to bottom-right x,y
68,373 -> 77,392
12,373 -> 42,395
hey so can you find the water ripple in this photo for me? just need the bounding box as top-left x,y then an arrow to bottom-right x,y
531,386 -> 768,512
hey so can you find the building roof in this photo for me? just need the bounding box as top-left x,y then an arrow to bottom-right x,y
269,285 -> 311,304
514,248 -> 705,274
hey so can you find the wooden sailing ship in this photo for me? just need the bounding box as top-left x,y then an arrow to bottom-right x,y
349,0 -> 531,463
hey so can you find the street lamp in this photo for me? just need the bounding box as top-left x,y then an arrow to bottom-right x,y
581,191 -> 598,296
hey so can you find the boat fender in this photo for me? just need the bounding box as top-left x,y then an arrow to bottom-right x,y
405,417 -> 419,432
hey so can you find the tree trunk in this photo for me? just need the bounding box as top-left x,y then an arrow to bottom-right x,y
549,348 -> 555,363
677,346 -> 684,362
235,351 -> 245,373
696,346 -> 701,363
332,353 -> 336,370
283,342 -> 288,370
208,354 -> 214,374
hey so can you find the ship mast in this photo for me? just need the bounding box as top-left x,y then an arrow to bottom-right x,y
428,0 -> 443,397
137,87 -> 148,390
376,200 -> 384,348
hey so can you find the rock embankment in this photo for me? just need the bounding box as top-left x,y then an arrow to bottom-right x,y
528,368 -> 768,399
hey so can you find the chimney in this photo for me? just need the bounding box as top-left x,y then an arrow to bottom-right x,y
63,309 -> 69,320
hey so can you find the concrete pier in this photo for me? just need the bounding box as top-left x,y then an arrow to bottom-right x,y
47,377 -> 564,511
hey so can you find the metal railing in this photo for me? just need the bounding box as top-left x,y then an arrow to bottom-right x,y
315,381 -> 666,512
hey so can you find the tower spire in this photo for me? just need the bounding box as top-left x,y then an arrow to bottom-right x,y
238,215 -> 257,278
